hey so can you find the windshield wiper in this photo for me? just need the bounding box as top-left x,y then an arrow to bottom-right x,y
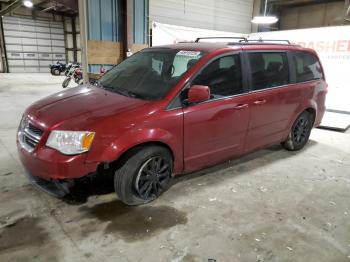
116,87 -> 139,98
98,84 -> 143,99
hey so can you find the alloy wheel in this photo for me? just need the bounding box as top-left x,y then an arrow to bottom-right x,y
292,116 -> 310,144
134,156 -> 171,200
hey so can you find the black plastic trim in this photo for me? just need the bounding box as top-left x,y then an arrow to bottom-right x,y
24,171 -> 70,198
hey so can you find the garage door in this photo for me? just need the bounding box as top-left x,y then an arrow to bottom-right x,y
3,16 -> 66,73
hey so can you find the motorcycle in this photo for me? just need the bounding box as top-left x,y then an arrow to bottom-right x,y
62,65 -> 107,88
49,61 -> 66,75
62,65 -> 83,88
64,62 -> 80,76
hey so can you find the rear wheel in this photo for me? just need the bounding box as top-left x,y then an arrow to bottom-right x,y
282,111 -> 313,151
54,68 -> 60,75
114,146 -> 172,205
75,77 -> 83,85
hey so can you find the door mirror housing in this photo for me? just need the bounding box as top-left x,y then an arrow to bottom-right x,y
187,85 -> 211,104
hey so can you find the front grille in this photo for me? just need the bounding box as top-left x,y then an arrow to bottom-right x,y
18,117 -> 44,152
28,123 -> 43,137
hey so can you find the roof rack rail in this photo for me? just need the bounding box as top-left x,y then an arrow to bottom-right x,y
195,37 -> 248,43
240,38 -> 291,44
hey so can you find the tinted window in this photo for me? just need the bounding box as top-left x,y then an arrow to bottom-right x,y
192,54 -> 243,98
248,52 -> 289,90
99,49 -> 204,100
293,52 -> 323,82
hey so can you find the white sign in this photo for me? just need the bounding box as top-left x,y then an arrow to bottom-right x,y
250,26 -> 350,112
151,22 -> 247,46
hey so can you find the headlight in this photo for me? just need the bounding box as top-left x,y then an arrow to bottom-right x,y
46,130 -> 95,155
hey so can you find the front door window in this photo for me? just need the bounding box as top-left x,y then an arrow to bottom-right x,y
192,54 -> 243,98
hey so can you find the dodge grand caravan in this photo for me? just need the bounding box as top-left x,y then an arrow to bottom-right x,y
17,39 -> 327,205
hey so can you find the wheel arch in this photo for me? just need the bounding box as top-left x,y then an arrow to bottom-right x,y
293,100 -> 317,126
88,125 -> 184,174
117,141 -> 175,163
283,103 -> 317,141
102,139 -> 181,175
305,107 -> 316,125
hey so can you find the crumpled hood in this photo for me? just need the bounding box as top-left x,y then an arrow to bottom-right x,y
26,85 -> 151,129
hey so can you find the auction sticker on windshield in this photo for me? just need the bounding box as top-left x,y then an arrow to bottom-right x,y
177,50 -> 201,57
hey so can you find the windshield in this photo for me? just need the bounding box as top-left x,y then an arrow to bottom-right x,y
98,49 -> 204,100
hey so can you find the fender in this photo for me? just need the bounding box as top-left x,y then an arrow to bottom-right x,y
86,127 -> 184,174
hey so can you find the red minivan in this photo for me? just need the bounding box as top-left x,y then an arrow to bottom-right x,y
17,40 -> 327,205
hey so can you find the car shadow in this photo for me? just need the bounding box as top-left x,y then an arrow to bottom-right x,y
62,140 -> 318,205
62,172 -> 115,205
173,140 -> 317,184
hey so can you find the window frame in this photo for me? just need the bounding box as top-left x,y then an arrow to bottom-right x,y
166,51 -> 250,110
243,50 -> 294,93
291,51 -> 325,83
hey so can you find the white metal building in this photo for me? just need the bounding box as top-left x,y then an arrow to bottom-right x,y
150,0 -> 255,33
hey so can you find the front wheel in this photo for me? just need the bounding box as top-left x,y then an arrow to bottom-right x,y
62,77 -> 71,88
114,146 -> 173,205
282,111 -> 313,151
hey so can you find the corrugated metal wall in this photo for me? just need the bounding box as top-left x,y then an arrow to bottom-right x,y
150,0 -> 254,33
86,0 -> 124,72
87,0 -> 124,41
64,17 -> 81,64
134,0 -> 149,44
86,0 -> 149,72
280,2 -> 345,30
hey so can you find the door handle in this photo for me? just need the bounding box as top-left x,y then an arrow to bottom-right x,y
253,99 -> 266,105
234,103 -> 248,110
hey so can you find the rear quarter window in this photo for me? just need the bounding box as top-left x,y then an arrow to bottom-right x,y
293,52 -> 324,82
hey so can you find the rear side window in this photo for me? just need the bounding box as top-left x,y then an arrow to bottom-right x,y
293,52 -> 324,82
248,52 -> 289,91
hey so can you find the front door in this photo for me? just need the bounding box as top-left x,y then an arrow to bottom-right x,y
183,53 -> 250,172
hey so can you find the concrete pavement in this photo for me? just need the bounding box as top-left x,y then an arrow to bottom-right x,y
0,73 -> 350,262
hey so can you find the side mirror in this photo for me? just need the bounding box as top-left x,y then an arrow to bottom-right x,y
187,85 -> 211,104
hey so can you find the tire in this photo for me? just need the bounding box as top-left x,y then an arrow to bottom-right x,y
50,68 -> 55,75
114,145 -> 173,206
75,77 -> 83,85
62,77 -> 71,88
282,111 -> 313,151
54,68 -> 60,75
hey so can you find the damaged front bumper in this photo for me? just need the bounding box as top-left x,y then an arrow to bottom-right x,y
24,171 -> 71,198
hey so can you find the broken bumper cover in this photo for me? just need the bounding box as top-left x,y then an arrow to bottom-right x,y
17,141 -> 98,180
24,171 -> 70,198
